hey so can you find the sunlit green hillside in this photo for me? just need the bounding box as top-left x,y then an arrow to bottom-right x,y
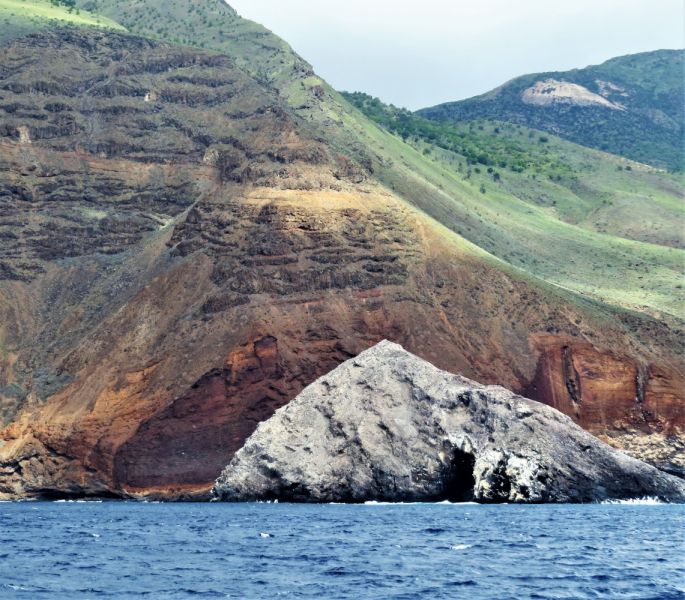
340,92 -> 684,316
0,0 -> 124,44
343,92 -> 684,247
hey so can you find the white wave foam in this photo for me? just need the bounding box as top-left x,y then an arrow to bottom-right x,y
601,497 -> 664,505
642,539 -> 669,545
363,500 -> 479,506
450,544 -> 473,550
260,533 -> 271,538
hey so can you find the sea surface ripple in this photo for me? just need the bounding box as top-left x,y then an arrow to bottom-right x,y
0,502 -> 683,599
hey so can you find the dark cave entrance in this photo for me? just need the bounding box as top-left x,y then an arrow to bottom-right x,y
441,449 -> 476,502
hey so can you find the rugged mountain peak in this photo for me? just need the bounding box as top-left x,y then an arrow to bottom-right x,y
213,341 -> 685,504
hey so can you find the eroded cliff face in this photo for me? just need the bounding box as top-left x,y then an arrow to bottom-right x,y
0,29 -> 682,500
525,335 -> 685,476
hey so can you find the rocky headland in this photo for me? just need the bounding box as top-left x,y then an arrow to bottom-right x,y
213,341 -> 685,504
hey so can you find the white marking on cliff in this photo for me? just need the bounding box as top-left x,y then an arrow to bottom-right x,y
596,79 -> 628,98
522,79 -> 625,110
17,126 -> 31,144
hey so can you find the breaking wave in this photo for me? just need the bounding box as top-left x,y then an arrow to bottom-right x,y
600,497 -> 664,505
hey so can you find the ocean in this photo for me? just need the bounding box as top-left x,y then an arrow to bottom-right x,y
0,501 -> 683,599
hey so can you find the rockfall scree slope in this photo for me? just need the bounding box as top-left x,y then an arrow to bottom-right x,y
0,1 -> 682,500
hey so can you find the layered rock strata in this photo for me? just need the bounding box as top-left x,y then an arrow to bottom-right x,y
213,341 -> 685,504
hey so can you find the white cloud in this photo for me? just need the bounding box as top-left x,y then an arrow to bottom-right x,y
228,0 -> 685,109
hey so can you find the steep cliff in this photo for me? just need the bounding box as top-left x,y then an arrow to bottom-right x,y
0,27 -> 682,500
213,341 -> 685,503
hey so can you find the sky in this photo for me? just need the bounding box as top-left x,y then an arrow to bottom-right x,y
227,0 -> 685,111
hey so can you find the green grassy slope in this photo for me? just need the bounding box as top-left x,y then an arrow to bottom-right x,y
5,0 -> 683,318
330,91 -> 684,317
363,119 -> 684,317
76,0 -> 298,75
591,50 -> 684,96
344,92 -> 684,247
0,0 -> 124,44
418,50 -> 684,172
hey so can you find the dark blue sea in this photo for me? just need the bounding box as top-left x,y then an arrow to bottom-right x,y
0,501 -> 683,600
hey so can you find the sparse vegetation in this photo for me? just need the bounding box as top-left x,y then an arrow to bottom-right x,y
341,91 -> 684,316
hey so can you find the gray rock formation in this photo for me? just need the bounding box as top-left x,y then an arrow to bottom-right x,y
213,341 -> 685,504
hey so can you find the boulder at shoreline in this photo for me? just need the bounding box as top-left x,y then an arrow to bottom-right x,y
213,341 -> 685,504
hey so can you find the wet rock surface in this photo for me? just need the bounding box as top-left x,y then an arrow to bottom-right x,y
213,341 -> 685,504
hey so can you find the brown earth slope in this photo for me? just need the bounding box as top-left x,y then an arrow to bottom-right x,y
0,29 -> 682,500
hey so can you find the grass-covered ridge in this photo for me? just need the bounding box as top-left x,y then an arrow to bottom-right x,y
0,0 -> 124,44
75,0 -> 298,78
344,91 -> 682,242
341,91 -> 684,317
78,0 -> 238,46
590,50 -> 684,96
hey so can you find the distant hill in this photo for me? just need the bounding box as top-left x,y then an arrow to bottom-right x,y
417,50 -> 684,172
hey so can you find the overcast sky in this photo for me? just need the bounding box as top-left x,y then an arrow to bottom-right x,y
227,0 -> 684,110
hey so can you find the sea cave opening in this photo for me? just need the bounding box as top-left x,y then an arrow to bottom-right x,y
441,449 -> 476,503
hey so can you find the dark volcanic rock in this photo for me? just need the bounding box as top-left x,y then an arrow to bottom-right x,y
213,341 -> 685,504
